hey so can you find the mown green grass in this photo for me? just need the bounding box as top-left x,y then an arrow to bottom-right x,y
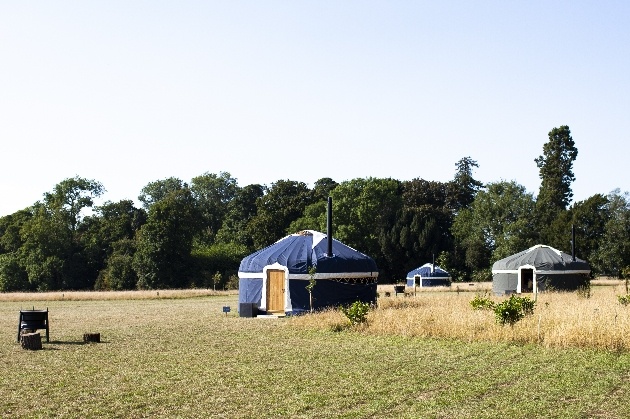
2,294 -> 630,418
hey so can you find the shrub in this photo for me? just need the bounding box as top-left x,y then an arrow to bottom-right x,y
226,274 -> 239,290
470,294 -> 495,310
341,301 -> 371,325
618,295 -> 630,306
494,295 -> 536,326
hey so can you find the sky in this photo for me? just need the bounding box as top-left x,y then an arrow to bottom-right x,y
1,1 -> 629,217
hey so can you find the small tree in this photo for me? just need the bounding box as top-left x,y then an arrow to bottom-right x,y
305,266 -> 317,312
494,295 -> 536,326
212,271 -> 222,291
341,301 -> 370,325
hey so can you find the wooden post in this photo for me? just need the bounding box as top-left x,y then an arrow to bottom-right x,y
21,332 -> 42,350
83,333 -> 101,343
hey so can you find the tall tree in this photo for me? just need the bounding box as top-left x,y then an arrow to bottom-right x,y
17,203 -> 69,290
592,190 -> 630,277
138,177 -> 185,210
80,200 -> 146,289
133,188 -> 201,289
190,172 -> 238,245
0,209 -> 33,254
391,179 -> 453,279
447,157 -> 483,212
247,180 -> 311,248
311,177 -> 338,203
287,178 -> 339,234
544,194 -> 610,266
330,178 -> 403,279
215,184 -> 264,249
43,176 -> 105,234
535,125 -> 578,239
452,181 -> 537,276
11,177 -> 105,290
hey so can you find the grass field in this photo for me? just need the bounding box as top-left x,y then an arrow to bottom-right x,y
2,283 -> 630,418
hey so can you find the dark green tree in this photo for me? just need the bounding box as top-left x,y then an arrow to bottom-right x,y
330,178 -> 403,279
43,176 -> 104,234
95,238 -> 138,290
391,179 -> 453,279
247,180 -> 312,248
13,177 -> 105,290
544,194 -> 610,267
138,177 -> 185,210
452,181 -> 537,276
190,242 -> 249,289
311,177 -> 338,203
190,172 -> 238,245
287,200 -> 327,233
17,203 -> 69,290
133,188 -> 201,289
0,209 -> 33,254
592,190 -> 630,277
535,125 -> 578,241
215,184 -> 264,249
286,178 -> 338,235
447,157 -> 483,212
81,200 -> 146,289
0,252 -> 29,291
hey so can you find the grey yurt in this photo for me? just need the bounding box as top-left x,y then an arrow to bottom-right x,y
492,244 -> 590,295
238,230 -> 379,315
406,263 -> 451,287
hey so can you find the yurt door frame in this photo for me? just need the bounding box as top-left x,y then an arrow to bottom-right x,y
518,265 -> 536,294
260,263 -> 289,314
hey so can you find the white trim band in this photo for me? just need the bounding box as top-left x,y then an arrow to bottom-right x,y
492,269 -> 591,275
238,271 -> 378,280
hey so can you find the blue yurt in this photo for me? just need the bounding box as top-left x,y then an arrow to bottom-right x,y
406,263 -> 452,287
238,230 -> 379,315
492,244 -> 591,295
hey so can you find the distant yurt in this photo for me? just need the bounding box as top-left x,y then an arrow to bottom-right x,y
238,230 -> 379,315
406,263 -> 451,287
492,244 -> 591,295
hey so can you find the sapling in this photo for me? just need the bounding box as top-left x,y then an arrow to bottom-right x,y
305,266 -> 317,312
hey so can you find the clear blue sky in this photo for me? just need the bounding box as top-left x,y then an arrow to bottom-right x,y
1,1 -> 629,216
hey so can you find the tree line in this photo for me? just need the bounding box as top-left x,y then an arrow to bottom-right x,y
1,125 -> 629,291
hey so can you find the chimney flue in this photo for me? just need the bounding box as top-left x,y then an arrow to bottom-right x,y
327,197 -> 333,257
572,224 -> 576,262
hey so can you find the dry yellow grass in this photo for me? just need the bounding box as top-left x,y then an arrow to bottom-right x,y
0,288 -> 236,302
293,280 -> 630,351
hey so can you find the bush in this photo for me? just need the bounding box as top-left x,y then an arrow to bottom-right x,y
226,274 -> 239,290
341,301 -> 371,325
618,295 -> 630,306
494,295 -> 536,326
470,294 -> 495,310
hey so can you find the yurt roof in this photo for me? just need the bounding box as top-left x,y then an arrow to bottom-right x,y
492,244 -> 590,273
238,230 -> 378,277
406,263 -> 451,280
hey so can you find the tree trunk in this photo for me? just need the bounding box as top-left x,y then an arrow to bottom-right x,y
21,332 -> 42,350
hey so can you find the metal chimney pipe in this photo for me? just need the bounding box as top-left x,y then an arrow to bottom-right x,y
327,197 -> 333,257
572,224 -> 576,261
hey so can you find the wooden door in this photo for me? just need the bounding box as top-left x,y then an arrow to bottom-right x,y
266,270 -> 285,313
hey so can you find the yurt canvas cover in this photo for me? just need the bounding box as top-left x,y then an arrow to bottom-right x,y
238,230 -> 378,315
492,244 -> 590,295
406,263 -> 451,287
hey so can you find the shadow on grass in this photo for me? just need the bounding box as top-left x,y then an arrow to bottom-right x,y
47,340 -> 108,346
